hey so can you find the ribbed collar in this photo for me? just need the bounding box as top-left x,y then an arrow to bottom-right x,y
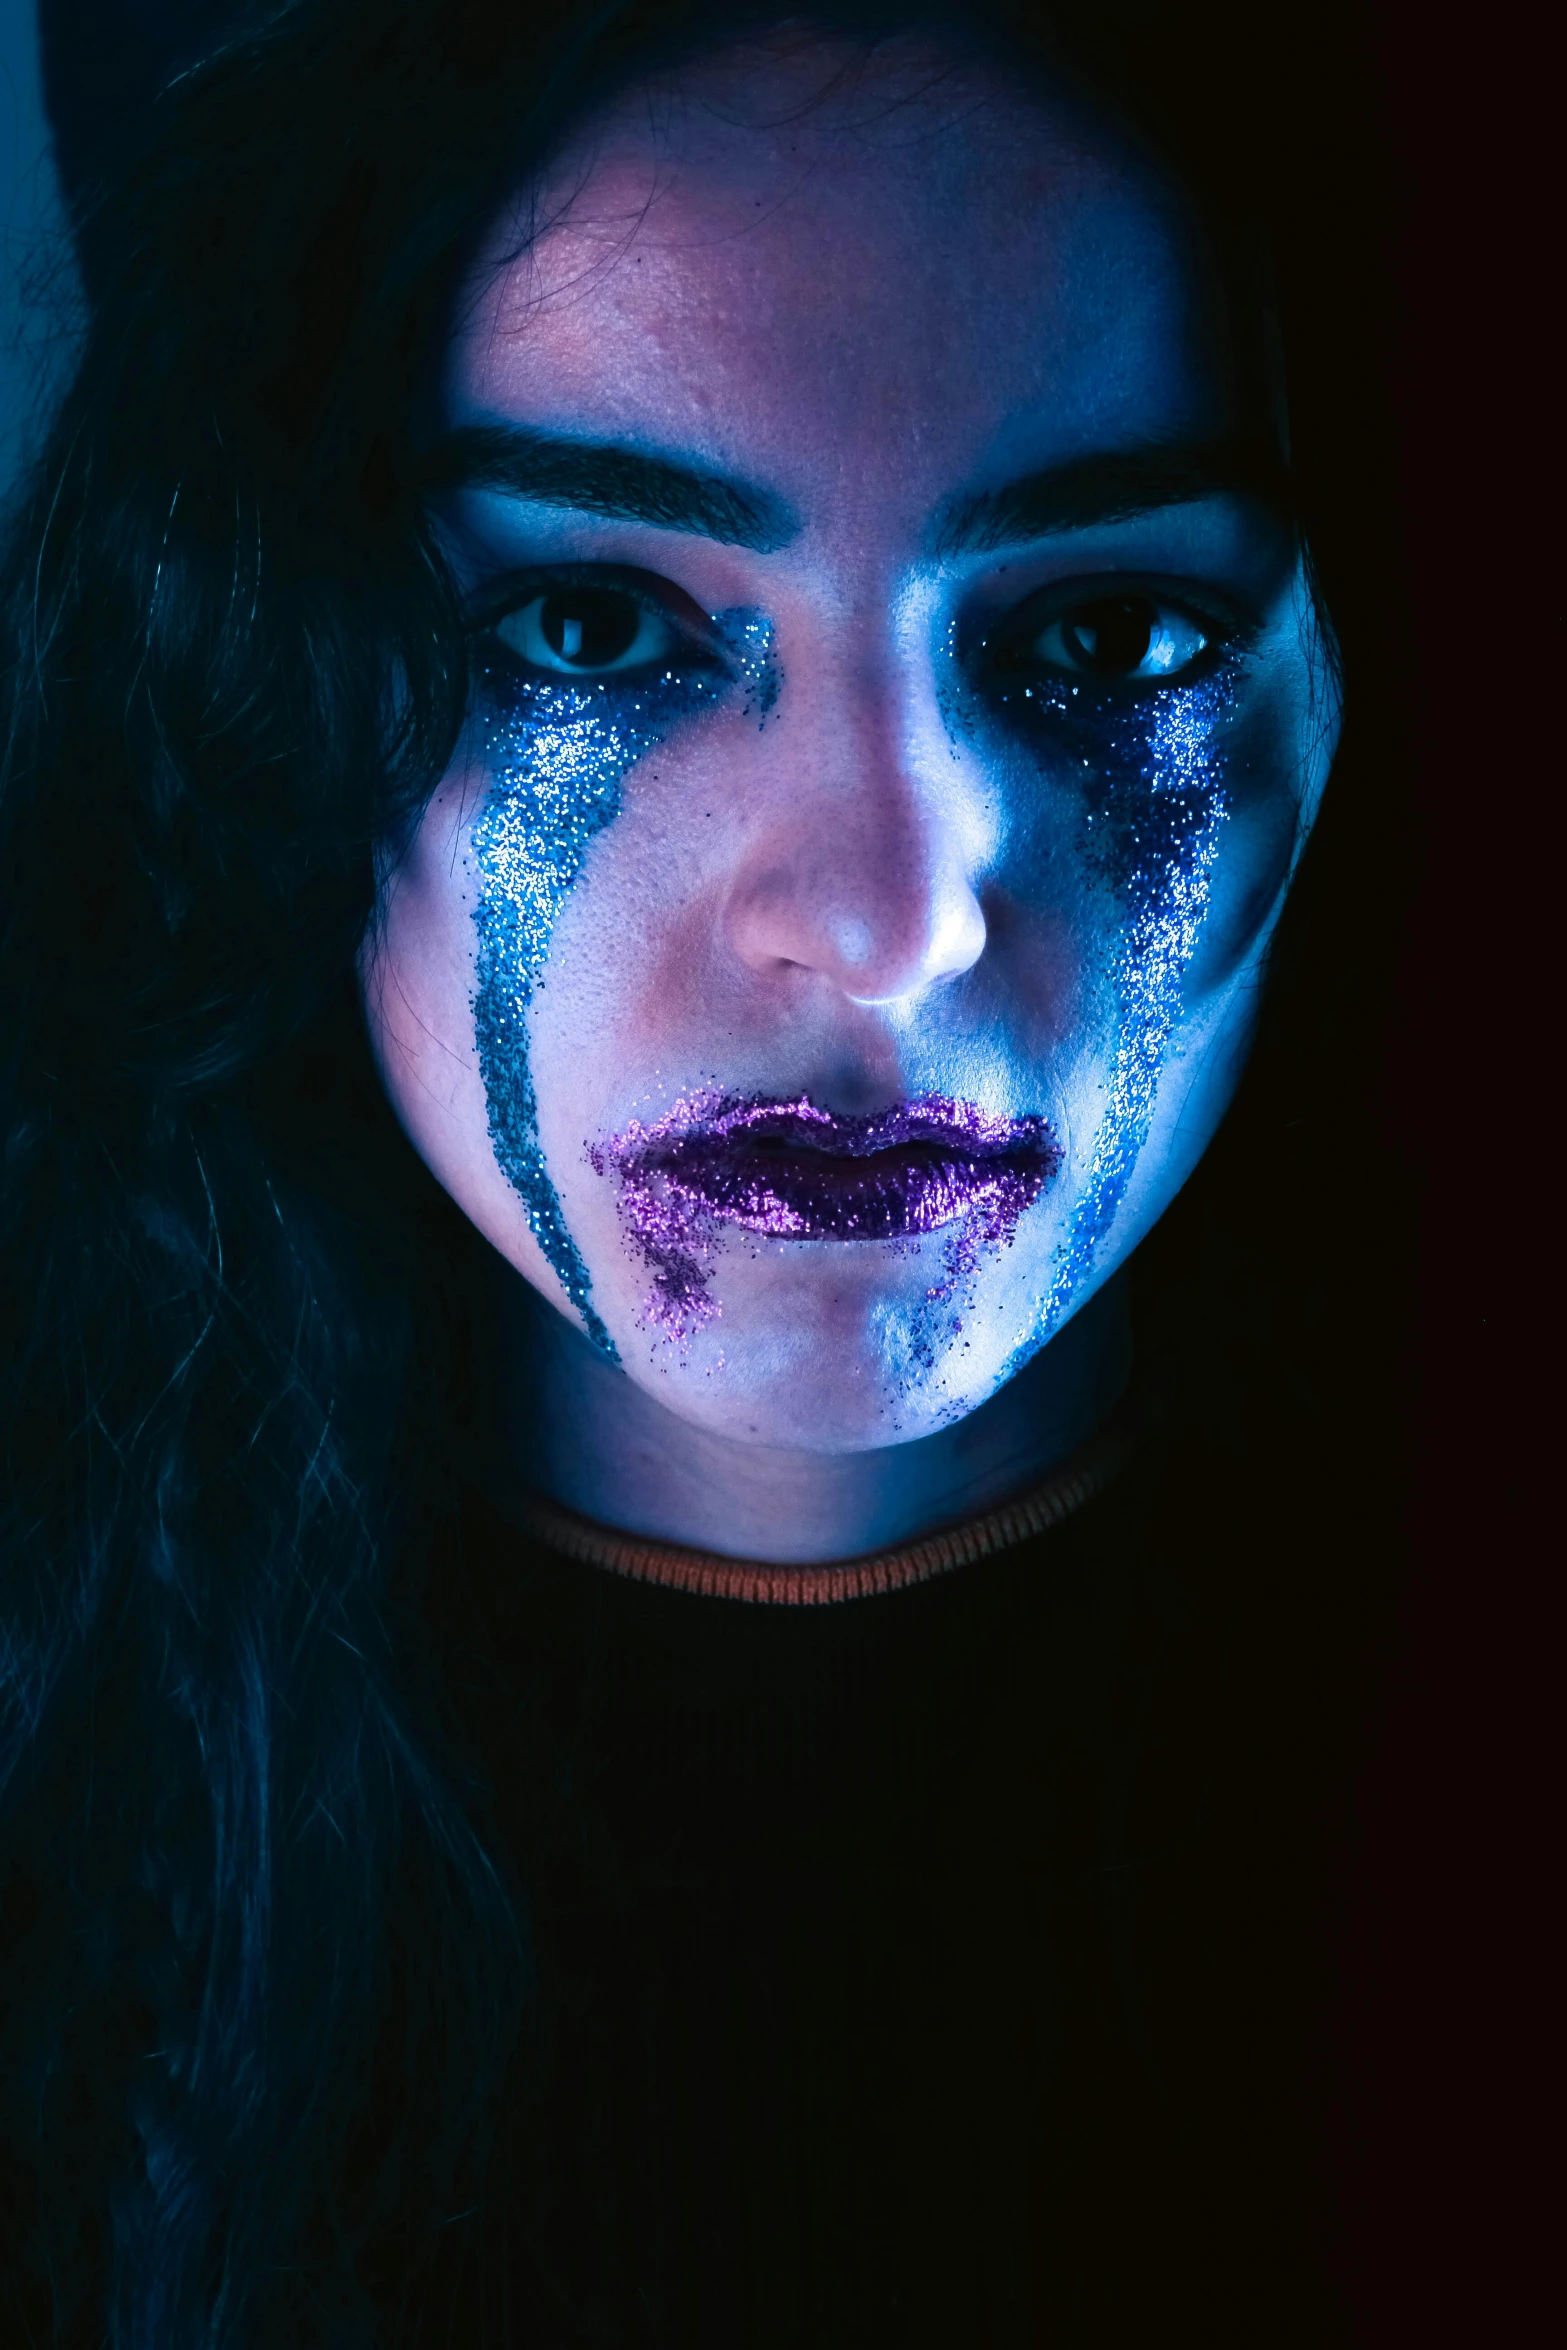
505,1402 -> 1142,1606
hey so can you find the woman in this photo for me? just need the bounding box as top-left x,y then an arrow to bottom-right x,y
1,2 -> 1405,2342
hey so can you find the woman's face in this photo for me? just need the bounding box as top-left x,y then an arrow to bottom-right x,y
363,38 -> 1335,1454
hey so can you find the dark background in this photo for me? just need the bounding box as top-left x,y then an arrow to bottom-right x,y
1328,11 -> 1550,2338
4,2 -> 1552,2339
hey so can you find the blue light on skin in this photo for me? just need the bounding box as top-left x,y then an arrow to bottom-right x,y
361,35 -> 1337,1566
470,615 -> 777,1358
1009,673 -> 1235,1352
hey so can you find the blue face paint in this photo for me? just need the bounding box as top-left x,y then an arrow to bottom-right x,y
1047,677 -> 1229,1321
990,670 -> 1232,1341
469,612 -> 775,1359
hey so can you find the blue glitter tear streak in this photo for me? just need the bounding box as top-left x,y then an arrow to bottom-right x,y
469,612 -> 775,1360
1037,677 -> 1231,1335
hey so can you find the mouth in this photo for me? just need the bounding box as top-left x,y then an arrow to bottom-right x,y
595,1092 -> 1062,1244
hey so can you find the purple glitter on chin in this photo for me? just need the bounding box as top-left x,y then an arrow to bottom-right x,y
589,1091 -> 1061,1343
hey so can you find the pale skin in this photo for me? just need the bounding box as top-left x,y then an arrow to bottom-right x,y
362,35 -> 1337,1563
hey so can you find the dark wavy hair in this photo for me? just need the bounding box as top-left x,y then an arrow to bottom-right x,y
0,1 -> 1400,2340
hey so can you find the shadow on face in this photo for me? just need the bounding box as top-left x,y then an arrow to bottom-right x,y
361,30 -> 1336,1457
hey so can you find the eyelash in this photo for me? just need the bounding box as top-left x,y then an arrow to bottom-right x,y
975,581 -> 1247,693
471,566 -> 1249,699
472,567 -> 725,686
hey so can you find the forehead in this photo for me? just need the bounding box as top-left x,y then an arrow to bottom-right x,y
445,38 -> 1233,512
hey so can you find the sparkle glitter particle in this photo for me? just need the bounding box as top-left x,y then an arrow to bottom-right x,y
470,612 -> 776,1358
592,1091 -> 1061,1346
1031,673 -> 1232,1334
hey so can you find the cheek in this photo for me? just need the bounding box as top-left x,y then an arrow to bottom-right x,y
983,753 -> 1188,1084
1185,791 -> 1297,999
522,727 -> 783,1097
522,784 -> 726,1089
1180,707 -> 1310,1001
363,775 -> 483,1079
979,875 -> 1097,1065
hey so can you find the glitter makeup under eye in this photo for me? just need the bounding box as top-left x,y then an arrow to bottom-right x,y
469,610 -> 776,1359
1025,674 -> 1232,1334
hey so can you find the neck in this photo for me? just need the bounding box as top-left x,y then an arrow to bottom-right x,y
494,1273 -> 1133,1566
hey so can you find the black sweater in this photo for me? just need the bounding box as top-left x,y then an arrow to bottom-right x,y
379,1430 -> 1352,2349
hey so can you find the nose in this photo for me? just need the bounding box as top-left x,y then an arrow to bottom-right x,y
724,682 -> 987,1007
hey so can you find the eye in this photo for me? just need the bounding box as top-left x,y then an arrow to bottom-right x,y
492,584 -> 686,677
1002,592 -> 1214,684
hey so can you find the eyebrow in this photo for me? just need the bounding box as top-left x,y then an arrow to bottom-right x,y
422,422 -> 798,553
933,438 -> 1294,557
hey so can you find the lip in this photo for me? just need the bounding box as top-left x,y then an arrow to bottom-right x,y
595,1091 -> 1062,1243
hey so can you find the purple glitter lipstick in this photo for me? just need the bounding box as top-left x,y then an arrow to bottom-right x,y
592,1091 -> 1061,1341
603,1092 -> 1059,1240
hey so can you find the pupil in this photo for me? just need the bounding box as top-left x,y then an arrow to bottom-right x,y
540,589 -> 640,667
1065,598 -> 1154,675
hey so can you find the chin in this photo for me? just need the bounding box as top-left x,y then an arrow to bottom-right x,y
601,1242 -> 1021,1454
